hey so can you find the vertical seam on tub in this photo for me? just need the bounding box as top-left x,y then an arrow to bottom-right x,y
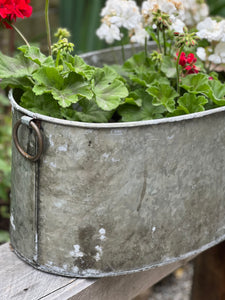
34,124 -> 41,264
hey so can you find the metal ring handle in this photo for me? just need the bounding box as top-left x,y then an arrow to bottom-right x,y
13,119 -> 43,162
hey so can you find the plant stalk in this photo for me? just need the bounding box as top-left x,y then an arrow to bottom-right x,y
145,36 -> 148,59
163,29 -> 167,55
11,24 -> 30,47
157,29 -> 162,53
176,47 -> 184,95
45,0 -> 52,55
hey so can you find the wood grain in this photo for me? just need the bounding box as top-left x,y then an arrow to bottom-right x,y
0,243 -> 193,300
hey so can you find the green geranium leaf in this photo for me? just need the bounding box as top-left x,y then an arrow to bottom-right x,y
18,45 -> 54,67
92,68 -> 128,111
20,90 -> 61,118
61,99 -> 113,123
52,73 -> 93,107
0,77 -> 32,89
123,51 -> 150,74
161,55 -> 176,78
208,80 -> 225,106
125,91 -> 142,107
145,26 -> 159,46
107,64 -> 129,79
147,83 -> 178,112
77,99 -> 114,123
177,93 -> 207,114
33,67 -> 64,93
0,52 -> 37,80
180,74 -> 211,95
64,54 -> 96,80
129,71 -> 169,87
118,89 -> 165,122
33,68 -> 93,107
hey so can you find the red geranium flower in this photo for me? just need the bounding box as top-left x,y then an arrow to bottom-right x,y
175,51 -> 199,76
187,53 -> 197,64
0,0 -> 32,28
176,52 -> 187,67
185,65 -> 199,75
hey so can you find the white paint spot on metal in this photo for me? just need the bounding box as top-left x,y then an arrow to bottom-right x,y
45,262 -> 69,274
95,253 -> 101,261
94,245 -> 103,262
54,201 -> 65,208
70,245 -> 84,258
102,153 -> 110,159
82,268 -> 100,276
58,144 -> 68,152
34,233 -> 38,261
167,134 -> 175,140
84,129 -> 93,134
72,266 -> 79,273
99,228 -> 106,241
152,226 -> 156,233
110,129 -> 123,136
49,134 -> 54,146
50,162 -> 57,168
111,157 -> 120,163
10,215 -> 16,230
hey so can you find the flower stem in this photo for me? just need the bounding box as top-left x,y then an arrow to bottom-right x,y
145,37 -> 148,59
176,47 -> 184,95
55,51 -> 61,67
157,29 -> 162,53
163,29 -> 167,55
11,24 -> 30,47
45,0 -> 52,55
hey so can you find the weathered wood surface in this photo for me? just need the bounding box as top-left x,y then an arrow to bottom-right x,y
191,240 -> 225,300
0,243 -> 193,300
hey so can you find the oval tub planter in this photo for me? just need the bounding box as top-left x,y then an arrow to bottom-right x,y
9,45 -> 225,278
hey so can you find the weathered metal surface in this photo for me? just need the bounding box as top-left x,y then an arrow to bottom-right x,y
10,109 -> 38,262
9,46 -> 225,278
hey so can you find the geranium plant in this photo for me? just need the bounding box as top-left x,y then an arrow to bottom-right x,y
0,0 -> 225,123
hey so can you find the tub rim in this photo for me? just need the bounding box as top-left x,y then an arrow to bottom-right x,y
9,84 -> 225,130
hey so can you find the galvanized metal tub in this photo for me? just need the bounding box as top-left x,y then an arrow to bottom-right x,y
9,46 -> 225,278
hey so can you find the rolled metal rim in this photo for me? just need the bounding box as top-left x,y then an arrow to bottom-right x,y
9,88 -> 225,130
13,119 -> 43,162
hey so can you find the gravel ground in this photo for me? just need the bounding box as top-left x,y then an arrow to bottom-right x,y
148,263 -> 193,300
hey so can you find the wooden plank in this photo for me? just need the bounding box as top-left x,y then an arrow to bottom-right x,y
0,243 -> 194,300
0,243 -> 94,300
191,240 -> 225,300
45,259 -> 191,300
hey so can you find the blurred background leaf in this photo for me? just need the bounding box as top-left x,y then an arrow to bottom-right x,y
59,0 -> 106,53
207,0 -> 225,17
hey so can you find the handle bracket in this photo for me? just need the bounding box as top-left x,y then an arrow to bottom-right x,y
13,117 -> 43,162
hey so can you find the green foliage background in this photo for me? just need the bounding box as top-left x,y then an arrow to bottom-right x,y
207,0 -> 225,17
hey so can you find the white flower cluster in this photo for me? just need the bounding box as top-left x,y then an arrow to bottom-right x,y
141,0 -> 185,33
196,17 -> 225,65
179,0 -> 209,27
96,0 -> 211,48
96,0 -> 148,45
96,0 -> 189,46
